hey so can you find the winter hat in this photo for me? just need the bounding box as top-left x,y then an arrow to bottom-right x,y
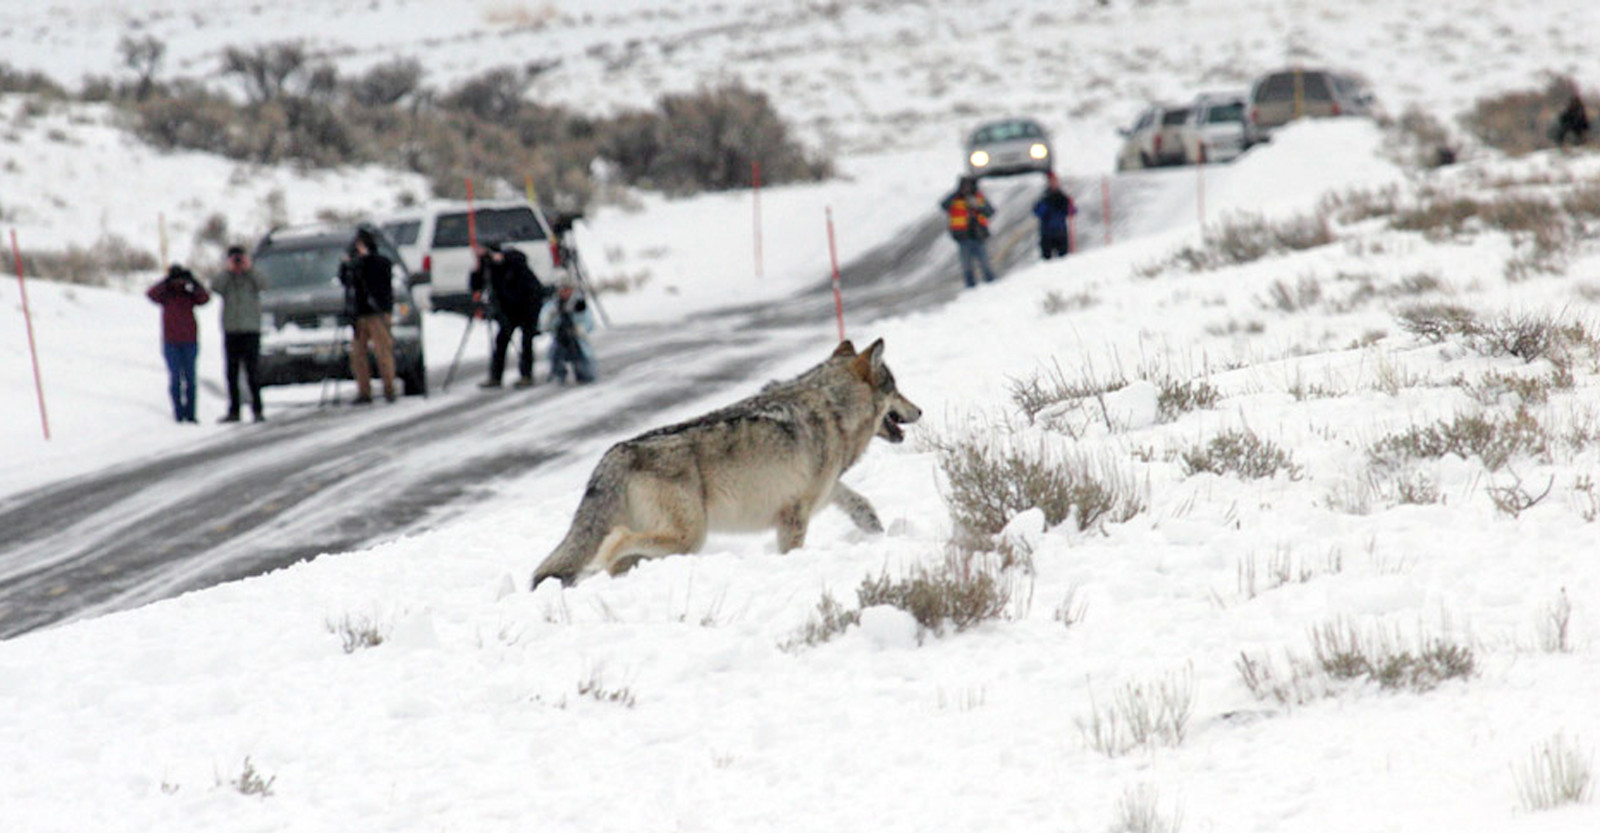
225,244 -> 247,258
166,264 -> 194,282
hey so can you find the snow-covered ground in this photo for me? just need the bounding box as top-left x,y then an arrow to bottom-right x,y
5,1 -> 1600,831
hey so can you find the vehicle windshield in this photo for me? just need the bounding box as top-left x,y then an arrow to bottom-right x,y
1162,108 -> 1192,125
380,220 -> 420,247
971,120 -> 1044,144
253,240 -> 347,290
1206,103 -> 1245,124
432,208 -> 548,248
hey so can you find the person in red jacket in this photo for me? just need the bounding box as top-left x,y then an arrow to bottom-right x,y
146,264 -> 211,423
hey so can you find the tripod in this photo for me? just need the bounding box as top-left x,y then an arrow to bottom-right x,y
317,319 -> 350,408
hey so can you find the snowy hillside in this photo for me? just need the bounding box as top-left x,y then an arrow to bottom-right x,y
4,1 -> 1600,832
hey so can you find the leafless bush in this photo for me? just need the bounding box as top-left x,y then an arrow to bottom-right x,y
1240,618 -> 1476,705
779,592 -> 861,652
1154,376 -> 1219,422
856,550 -> 1018,639
1157,212 -> 1334,273
1006,361 -> 1127,426
933,434 -> 1145,540
1514,733 -> 1594,811
1369,407 -> 1548,472
347,57 -> 424,107
577,667 -> 637,708
326,614 -> 386,654
1181,428 -> 1301,480
1110,783 -> 1184,833
1462,74 -> 1588,155
1486,470 -> 1555,518
1397,302 -> 1480,343
1537,588 -> 1574,654
1041,289 -> 1098,315
1467,312 -> 1590,364
117,34 -> 166,101
1079,665 -> 1196,757
17,234 -> 160,286
1263,276 -> 1323,313
223,757 -> 276,797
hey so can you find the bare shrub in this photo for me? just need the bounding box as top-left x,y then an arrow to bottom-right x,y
1154,377 -> 1219,422
1006,361 -> 1127,427
223,757 -> 276,798
1486,470 -> 1555,518
1537,588 -> 1574,654
117,34 -> 166,101
1468,312 -> 1589,364
326,615 -> 386,654
1514,733 -> 1594,812
1263,275 -> 1323,313
1369,407 -> 1548,472
1397,302 -> 1479,343
347,57 -> 424,107
1463,74 -> 1587,155
856,550 -> 1018,639
1079,665 -> 1196,757
1386,104 -> 1456,169
577,667 -> 637,708
1181,428 -> 1301,480
17,234 -> 160,285
933,434 -> 1145,540
1041,289 -> 1098,315
1158,212 -> 1334,272
1310,619 -> 1475,692
779,592 -> 861,652
1054,585 -> 1088,628
1110,783 -> 1184,833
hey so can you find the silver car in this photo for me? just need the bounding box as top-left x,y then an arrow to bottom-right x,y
965,117 -> 1052,178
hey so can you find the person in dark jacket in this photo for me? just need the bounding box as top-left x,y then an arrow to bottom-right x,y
470,240 -> 546,389
210,245 -> 265,422
339,228 -> 398,404
1555,93 -> 1591,147
146,264 -> 211,423
1032,173 -> 1077,260
939,175 -> 997,288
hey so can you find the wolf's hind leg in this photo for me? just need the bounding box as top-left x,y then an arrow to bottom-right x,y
597,527 -> 705,576
830,483 -> 883,534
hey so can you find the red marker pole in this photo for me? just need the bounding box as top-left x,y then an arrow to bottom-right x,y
752,160 -> 764,280
1101,176 -> 1113,246
10,229 -> 50,440
1196,144 -> 1207,227
1068,212 -> 1078,255
826,207 -> 844,342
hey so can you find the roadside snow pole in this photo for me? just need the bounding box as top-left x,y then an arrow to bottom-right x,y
1068,211 -> 1078,255
1101,176 -> 1113,246
1196,144 -> 1207,227
826,207 -> 844,342
10,229 -> 50,440
752,160 -> 764,280
158,212 -> 170,272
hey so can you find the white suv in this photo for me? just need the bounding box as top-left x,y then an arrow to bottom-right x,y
375,199 -> 557,315
1116,103 -> 1193,170
1182,91 -> 1253,163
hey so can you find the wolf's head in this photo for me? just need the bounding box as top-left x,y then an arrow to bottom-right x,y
846,339 -> 921,444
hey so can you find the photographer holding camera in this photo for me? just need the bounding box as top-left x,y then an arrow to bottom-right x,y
146,263 -> 211,423
469,239 -> 546,389
539,276 -> 596,385
339,228 -> 399,404
210,245 -> 265,422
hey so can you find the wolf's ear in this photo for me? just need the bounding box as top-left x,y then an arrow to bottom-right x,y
833,340 -> 857,358
849,339 -> 885,384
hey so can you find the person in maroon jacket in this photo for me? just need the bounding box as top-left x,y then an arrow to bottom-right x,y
146,264 -> 211,423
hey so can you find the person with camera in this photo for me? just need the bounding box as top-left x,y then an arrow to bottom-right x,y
940,175 -> 997,288
210,245 -> 265,422
539,277 -> 596,385
146,263 -> 211,424
469,239 -> 546,389
339,228 -> 399,404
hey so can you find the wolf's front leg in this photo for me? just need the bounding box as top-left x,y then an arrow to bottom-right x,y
830,483 -> 883,534
775,502 -> 811,552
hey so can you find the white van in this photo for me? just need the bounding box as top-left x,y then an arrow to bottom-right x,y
375,199 -> 557,315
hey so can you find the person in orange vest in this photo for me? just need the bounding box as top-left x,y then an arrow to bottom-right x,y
940,175 -> 996,288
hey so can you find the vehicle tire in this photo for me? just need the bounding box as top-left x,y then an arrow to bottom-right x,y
402,355 -> 428,397
1138,151 -> 1153,169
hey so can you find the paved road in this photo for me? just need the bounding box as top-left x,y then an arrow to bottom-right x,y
0,173 -> 1154,639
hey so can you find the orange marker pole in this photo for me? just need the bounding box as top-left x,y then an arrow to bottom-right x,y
11,229 -> 50,440
465,178 -> 478,249
826,207 -> 844,342
1101,176 -> 1113,246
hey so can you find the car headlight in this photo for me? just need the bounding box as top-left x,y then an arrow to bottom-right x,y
1030,143 -> 1049,160
969,150 -> 990,167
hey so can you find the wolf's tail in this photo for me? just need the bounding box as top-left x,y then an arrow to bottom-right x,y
530,446 -> 630,590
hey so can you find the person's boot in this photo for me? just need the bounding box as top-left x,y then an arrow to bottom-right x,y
478,378 -> 502,389
219,411 -> 241,423
513,377 -> 535,389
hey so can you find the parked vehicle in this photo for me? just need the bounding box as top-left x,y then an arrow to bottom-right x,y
375,199 -> 557,315
964,117 -> 1053,178
1116,103 -> 1193,170
1182,91 -> 1253,163
1247,67 -> 1375,137
251,222 -> 429,396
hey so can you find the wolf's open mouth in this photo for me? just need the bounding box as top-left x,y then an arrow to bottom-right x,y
880,412 -> 907,443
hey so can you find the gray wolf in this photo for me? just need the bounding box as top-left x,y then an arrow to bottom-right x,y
531,338 -> 921,588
